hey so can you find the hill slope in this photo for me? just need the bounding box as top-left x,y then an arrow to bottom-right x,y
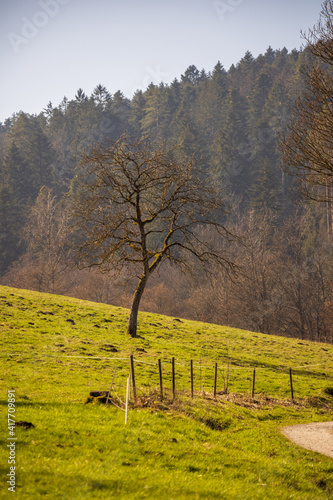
1,285 -> 333,499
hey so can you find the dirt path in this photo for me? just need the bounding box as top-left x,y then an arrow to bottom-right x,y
281,422 -> 333,458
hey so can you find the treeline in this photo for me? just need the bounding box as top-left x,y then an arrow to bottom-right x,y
1,45 -> 332,342
0,46 -> 303,271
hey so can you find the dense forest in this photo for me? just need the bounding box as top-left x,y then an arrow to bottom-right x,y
1,46 -> 333,342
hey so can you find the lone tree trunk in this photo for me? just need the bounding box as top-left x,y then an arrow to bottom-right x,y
127,274 -> 148,337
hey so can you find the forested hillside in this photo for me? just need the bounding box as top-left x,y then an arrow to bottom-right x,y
1,46 -> 332,343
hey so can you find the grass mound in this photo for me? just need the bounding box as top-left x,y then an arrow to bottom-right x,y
1,285 -> 333,499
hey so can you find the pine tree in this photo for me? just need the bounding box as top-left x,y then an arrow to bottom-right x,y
92,84 -> 111,108
195,61 -> 228,143
27,123 -> 55,189
141,84 -> 162,136
264,46 -> 276,65
141,84 -> 173,139
247,73 -> 272,132
248,157 -> 282,210
129,90 -> 146,135
4,140 -> 34,200
109,91 -> 130,133
75,88 -> 87,103
181,65 -> 201,85
210,88 -> 251,197
43,101 -> 54,124
0,184 -> 25,274
0,142 -> 31,273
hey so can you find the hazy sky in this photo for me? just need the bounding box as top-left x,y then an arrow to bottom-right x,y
0,0 -> 324,123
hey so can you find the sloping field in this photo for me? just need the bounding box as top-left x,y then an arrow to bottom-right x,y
1,285 -> 333,499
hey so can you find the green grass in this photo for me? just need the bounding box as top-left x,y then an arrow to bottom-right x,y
1,285 -> 333,499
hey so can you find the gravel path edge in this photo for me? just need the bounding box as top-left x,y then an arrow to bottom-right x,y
281,421 -> 333,459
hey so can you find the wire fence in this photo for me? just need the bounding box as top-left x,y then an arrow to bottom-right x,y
3,351 -> 333,403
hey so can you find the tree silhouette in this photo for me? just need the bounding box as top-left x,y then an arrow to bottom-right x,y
70,134 -> 233,337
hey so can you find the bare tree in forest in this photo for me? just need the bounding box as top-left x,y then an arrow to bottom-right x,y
3,187 -> 71,293
70,134 -> 233,337
280,0 -> 333,216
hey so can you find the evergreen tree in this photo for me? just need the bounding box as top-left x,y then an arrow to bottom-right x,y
235,51 -> 256,94
141,84 -> 162,136
0,184 -> 25,274
247,73 -> 272,132
129,90 -> 146,135
248,157 -> 282,210
92,84 -> 111,108
181,65 -> 201,85
109,91 -> 130,133
141,84 -> 174,140
195,61 -> 228,143
4,140 -> 35,200
0,142 -> 31,272
211,88 -> 251,197
43,102 -> 54,124
75,88 -> 88,103
264,46 -> 276,65
59,96 -> 69,113
27,123 -> 55,188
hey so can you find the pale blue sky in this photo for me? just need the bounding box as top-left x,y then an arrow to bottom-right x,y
0,0 -> 324,123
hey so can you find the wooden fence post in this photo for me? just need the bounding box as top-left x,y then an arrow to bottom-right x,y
158,359 -> 163,400
214,363 -> 217,398
252,368 -> 256,398
130,355 -> 136,402
289,367 -> 294,402
190,360 -> 194,398
172,357 -> 175,400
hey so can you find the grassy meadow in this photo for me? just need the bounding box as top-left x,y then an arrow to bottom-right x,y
1,285 -> 333,499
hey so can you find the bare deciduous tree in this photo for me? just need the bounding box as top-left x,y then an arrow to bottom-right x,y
70,134 -> 233,337
4,187 -> 71,293
280,0 -> 333,211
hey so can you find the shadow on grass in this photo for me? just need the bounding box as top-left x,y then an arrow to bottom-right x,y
0,400 -> 90,408
12,470 -> 227,499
